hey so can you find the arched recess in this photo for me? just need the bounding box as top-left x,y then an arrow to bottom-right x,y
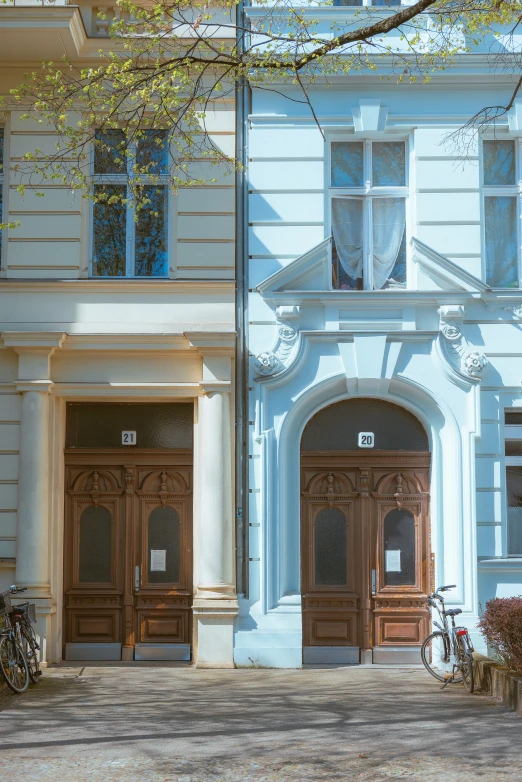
263,371 -> 465,627
298,395 -> 431,664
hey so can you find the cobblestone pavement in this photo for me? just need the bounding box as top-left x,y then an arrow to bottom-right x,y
0,665 -> 521,781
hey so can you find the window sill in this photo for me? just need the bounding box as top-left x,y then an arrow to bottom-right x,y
478,558 -> 522,568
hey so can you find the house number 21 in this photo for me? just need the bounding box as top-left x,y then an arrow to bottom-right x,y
358,432 -> 374,448
122,430 -> 137,446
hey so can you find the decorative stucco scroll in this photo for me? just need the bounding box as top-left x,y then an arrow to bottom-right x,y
253,306 -> 300,378
437,305 -> 488,386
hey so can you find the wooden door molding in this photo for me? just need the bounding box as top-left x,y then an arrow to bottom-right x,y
301,452 -> 431,661
63,450 -> 193,658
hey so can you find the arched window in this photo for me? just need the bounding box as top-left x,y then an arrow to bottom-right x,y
147,506 -> 181,584
314,508 -> 347,586
383,508 -> 415,586
301,399 -> 428,452
79,505 -> 112,583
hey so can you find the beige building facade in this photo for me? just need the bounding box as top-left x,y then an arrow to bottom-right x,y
0,3 -> 238,666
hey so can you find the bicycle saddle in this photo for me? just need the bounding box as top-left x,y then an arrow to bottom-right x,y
445,608 -> 462,616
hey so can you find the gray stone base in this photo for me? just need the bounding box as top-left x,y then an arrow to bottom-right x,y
372,646 -> 422,664
134,644 -> 191,661
65,643 -> 121,661
303,646 -> 360,665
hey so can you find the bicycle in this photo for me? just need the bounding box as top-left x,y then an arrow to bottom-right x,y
421,584 -> 475,693
0,587 -> 29,694
10,589 -> 41,685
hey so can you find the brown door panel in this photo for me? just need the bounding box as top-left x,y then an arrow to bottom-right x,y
63,452 -> 193,656
301,454 -> 430,657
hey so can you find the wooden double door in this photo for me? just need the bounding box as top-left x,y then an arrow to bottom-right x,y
64,450 -> 192,660
301,451 -> 431,664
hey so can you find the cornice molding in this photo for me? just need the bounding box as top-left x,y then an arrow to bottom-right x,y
0,279 -> 235,294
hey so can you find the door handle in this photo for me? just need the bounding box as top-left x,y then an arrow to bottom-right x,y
134,565 -> 140,591
371,569 -> 376,596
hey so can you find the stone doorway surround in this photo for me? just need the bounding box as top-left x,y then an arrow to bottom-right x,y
0,329 -> 238,668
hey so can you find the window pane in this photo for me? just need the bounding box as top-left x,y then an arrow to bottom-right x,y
0,127 -> 3,173
332,198 -> 363,289
485,196 -> 518,288
505,412 -> 522,425
372,142 -> 406,186
333,0 -> 363,5
135,130 -> 168,175
66,402 -> 194,449
372,197 -> 406,289
147,505 -> 181,584
331,142 -> 364,187
92,185 -> 127,276
371,0 -> 400,4
484,140 -> 516,186
94,130 -> 126,175
79,505 -> 112,583
314,508 -> 347,586
134,186 -> 168,276
507,467 -> 522,556
383,508 -> 415,586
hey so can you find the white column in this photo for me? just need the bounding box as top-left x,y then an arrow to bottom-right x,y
193,387 -> 238,667
16,389 -> 51,594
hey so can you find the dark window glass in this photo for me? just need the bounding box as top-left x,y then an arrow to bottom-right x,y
331,142 -> 364,187
372,142 -> 406,186
92,184 -> 127,276
0,128 -> 3,267
302,399 -> 428,451
314,507 -> 347,586
94,129 -> 126,175
485,196 -> 518,288
147,506 -> 181,584
507,467 -> 522,556
505,441 -> 522,456
79,505 -> 112,583
333,0 -> 363,5
505,412 -> 522,425
484,140 -> 516,186
383,508 -> 415,586
135,130 -> 168,174
135,186 -> 168,276
66,403 -> 193,449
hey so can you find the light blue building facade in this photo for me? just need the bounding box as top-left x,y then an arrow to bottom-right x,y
234,9 -> 522,667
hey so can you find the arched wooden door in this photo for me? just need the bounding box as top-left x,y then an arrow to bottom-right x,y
63,450 -> 192,661
301,452 -> 430,664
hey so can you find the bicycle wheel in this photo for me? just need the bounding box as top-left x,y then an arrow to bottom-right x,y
20,625 -> 41,684
421,631 -> 463,683
457,639 -> 474,693
0,635 -> 29,693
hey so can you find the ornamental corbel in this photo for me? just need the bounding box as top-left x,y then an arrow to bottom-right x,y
253,306 -> 300,378
437,305 -> 487,386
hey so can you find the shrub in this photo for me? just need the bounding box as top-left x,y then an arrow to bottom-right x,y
478,597 -> 522,676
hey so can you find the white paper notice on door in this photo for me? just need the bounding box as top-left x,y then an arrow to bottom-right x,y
385,549 -> 401,572
150,549 -> 167,572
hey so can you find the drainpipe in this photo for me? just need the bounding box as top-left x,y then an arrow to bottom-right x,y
235,0 -> 249,598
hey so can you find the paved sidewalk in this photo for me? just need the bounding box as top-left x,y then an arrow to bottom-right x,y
0,665 -> 521,781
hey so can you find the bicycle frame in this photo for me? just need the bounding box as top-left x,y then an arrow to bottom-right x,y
427,587 -> 474,683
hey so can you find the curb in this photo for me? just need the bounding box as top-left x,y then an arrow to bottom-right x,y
474,653 -> 522,716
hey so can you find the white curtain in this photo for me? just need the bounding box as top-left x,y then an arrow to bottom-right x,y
372,198 -> 405,290
331,198 -> 363,281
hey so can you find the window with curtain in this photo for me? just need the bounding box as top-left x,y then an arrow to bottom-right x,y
330,140 -> 407,290
483,140 -> 519,288
504,411 -> 522,556
92,129 -> 169,278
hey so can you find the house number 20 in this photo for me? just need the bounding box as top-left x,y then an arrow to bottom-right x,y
358,432 -> 374,448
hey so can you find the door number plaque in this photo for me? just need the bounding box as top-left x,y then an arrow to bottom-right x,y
358,432 -> 374,448
122,430 -> 137,446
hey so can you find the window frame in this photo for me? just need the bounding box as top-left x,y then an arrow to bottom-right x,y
89,131 -> 171,279
503,419 -> 522,558
481,136 -> 522,289
327,136 -> 410,291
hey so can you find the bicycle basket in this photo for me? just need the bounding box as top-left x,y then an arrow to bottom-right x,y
0,593 -> 12,613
